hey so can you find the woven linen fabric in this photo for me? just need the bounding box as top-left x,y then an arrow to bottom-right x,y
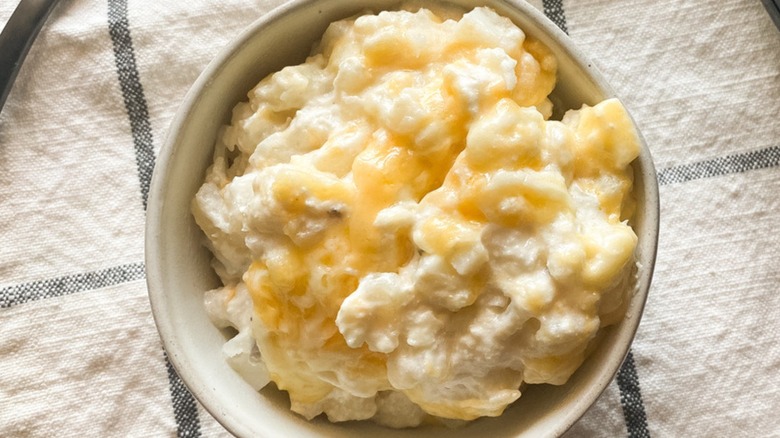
1,0 -> 778,436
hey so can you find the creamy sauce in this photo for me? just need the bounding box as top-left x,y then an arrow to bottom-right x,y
193,6 -> 640,427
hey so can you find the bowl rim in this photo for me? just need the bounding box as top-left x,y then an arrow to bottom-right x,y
145,0 -> 660,436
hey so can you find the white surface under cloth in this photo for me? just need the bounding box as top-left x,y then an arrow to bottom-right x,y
1,0 -> 778,436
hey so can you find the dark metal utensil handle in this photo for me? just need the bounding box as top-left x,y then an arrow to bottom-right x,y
0,0 -> 61,114
763,0 -> 780,31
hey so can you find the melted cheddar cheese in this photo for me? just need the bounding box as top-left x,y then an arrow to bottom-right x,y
193,6 -> 640,428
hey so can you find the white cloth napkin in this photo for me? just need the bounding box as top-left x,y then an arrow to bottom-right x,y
1,0 -> 778,436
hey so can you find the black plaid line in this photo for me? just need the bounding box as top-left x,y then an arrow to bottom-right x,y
658,144 -> 780,186
107,0 -> 156,209
538,4 -> 651,437
542,0 -> 569,34
106,0 -> 201,435
617,350 -> 651,438
0,262 -> 145,308
165,351 -> 203,438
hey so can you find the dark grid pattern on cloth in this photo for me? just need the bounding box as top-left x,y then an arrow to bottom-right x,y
107,0 -> 156,210
538,2 -> 651,435
617,351 -> 651,438
107,0 -> 201,436
542,0 -> 569,33
473,3 -> 653,433
0,262 -> 145,308
165,351 -> 203,438
658,144 -> 780,186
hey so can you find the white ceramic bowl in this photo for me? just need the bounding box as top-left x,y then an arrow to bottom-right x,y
146,0 -> 660,436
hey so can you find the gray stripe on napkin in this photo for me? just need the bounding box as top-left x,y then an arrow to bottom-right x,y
542,0 -> 568,33
0,262 -> 145,308
107,0 -> 156,209
617,351 -> 650,438
107,1 -> 201,435
615,143 -> 780,437
165,351 -> 203,438
540,1 -> 650,434
535,6 -> 650,437
658,144 -> 780,186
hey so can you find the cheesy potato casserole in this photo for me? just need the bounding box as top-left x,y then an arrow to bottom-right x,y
192,6 -> 641,427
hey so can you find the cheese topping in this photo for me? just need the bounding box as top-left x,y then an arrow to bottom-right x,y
193,6 -> 640,428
